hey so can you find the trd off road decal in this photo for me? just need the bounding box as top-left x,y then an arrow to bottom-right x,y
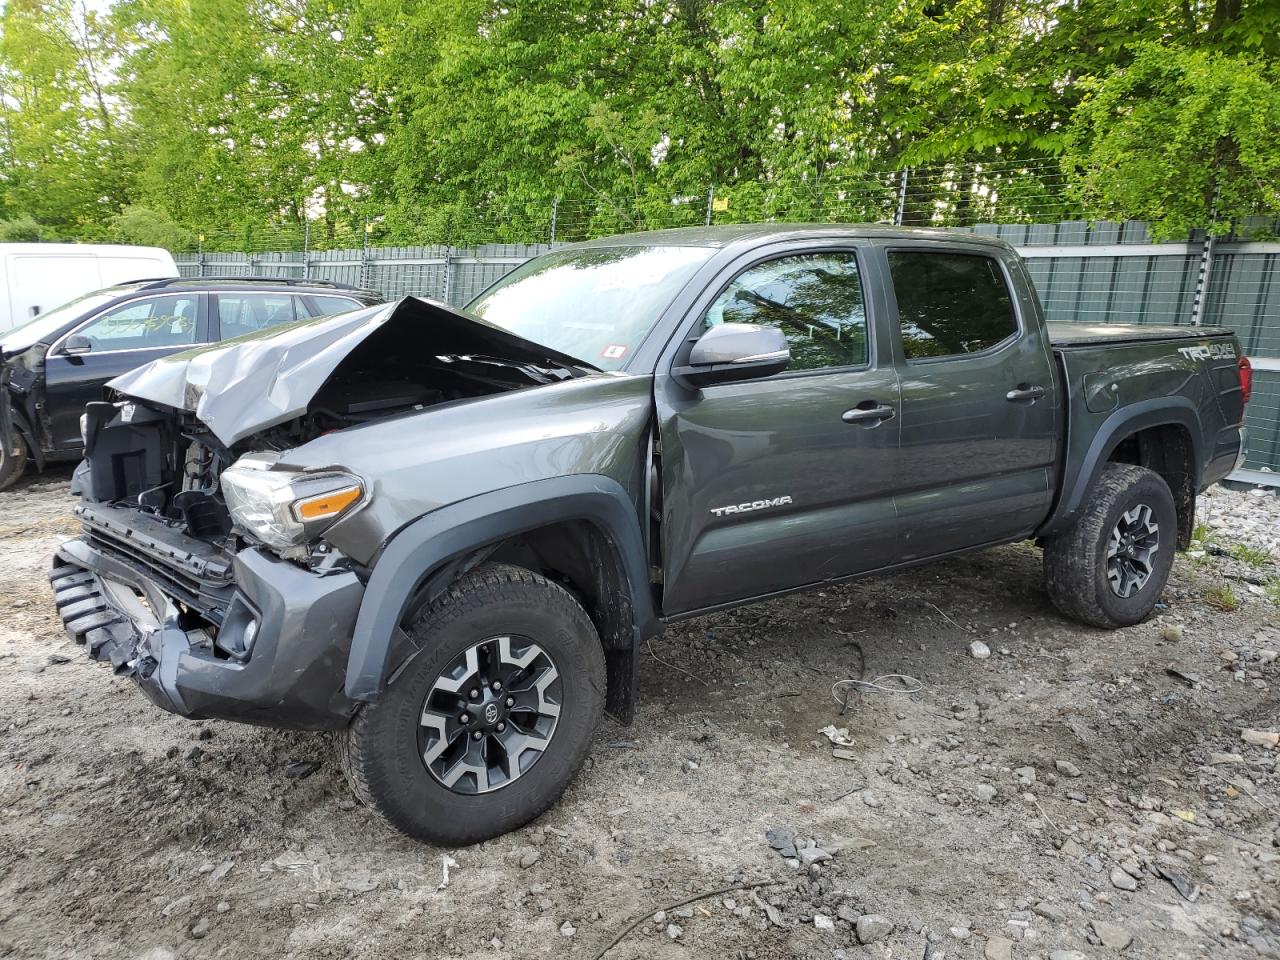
1178,342 -> 1236,361
710,495 -> 793,518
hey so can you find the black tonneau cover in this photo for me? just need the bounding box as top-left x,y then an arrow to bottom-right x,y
1047,321 -> 1235,347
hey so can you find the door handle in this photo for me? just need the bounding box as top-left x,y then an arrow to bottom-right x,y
842,403 -> 896,425
1006,384 -> 1046,403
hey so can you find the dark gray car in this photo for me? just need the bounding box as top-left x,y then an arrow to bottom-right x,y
48,225 -> 1250,844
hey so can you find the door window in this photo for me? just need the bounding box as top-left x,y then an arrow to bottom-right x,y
888,251 -> 1017,360
304,294 -> 361,317
702,253 -> 867,372
72,296 -> 199,351
216,293 -> 300,339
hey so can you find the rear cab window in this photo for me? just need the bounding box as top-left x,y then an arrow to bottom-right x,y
888,251 -> 1017,360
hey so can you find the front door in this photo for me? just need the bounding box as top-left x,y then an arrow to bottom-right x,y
43,293 -> 206,450
883,246 -> 1058,559
657,248 -> 902,615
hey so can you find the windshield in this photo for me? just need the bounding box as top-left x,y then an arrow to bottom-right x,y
467,245 -> 714,370
1,290 -> 122,350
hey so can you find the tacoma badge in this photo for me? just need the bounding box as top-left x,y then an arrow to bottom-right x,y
710,495 -> 793,517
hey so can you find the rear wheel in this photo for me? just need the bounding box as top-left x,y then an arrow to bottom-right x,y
0,430 -> 28,492
340,563 -> 605,845
1043,463 -> 1177,628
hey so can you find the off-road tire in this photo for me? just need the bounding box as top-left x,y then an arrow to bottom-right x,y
339,562 -> 605,845
1043,463 -> 1177,628
0,430 -> 28,492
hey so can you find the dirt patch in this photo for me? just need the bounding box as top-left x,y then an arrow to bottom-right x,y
1,473 -> 1277,959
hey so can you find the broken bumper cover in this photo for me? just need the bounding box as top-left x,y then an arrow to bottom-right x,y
50,536 -> 364,730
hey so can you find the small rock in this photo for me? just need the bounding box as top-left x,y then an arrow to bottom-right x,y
974,784 -> 997,803
1161,625 -> 1184,643
681,759 -> 699,773
1014,766 -> 1036,786
985,936 -> 1014,960
1091,919 -> 1133,950
1208,752 -> 1243,765
47,653 -> 72,665
652,911 -> 666,924
518,849 -> 541,869
197,727 -> 214,740
284,760 -> 321,779
190,918 -> 209,939
798,846 -> 832,867
1033,901 -> 1066,923
215,901 -> 230,914
856,914 -> 893,944
1110,866 -> 1138,892
666,923 -> 683,940
950,926 -> 972,940
862,791 -> 882,808
1259,649 -> 1278,664
968,641 -> 991,660
837,904 -> 859,923
814,914 -> 835,932
1241,729 -> 1279,749
1055,759 -> 1082,778
1051,952 -> 1087,960
560,921 -> 576,937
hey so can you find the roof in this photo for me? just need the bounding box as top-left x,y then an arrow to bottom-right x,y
567,223 -> 1013,251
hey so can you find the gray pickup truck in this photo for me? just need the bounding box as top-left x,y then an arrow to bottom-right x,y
49,225 -> 1250,844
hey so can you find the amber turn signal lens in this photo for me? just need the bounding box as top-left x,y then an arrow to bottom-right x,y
292,485 -> 362,521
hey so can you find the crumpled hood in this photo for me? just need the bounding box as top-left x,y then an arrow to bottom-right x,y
107,296 -> 595,446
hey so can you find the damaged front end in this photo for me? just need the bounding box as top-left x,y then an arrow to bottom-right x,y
51,297 -> 593,728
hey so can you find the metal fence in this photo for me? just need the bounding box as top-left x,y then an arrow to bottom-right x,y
176,220 -> 1280,482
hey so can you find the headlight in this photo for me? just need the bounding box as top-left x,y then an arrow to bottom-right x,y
220,453 -> 365,550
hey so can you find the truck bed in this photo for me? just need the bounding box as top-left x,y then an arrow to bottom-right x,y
1047,321 -> 1234,347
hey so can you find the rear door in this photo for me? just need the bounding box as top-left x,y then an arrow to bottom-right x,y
43,293 -> 208,450
656,244 -> 902,614
883,244 -> 1058,559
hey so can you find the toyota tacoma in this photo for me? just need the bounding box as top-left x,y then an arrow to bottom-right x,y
47,225 -> 1251,845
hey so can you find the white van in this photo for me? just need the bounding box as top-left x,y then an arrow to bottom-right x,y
0,244 -> 178,333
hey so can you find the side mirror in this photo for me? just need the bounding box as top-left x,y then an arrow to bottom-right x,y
63,334 -> 92,355
673,323 -> 789,388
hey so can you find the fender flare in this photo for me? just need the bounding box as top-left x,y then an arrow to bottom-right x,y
344,474 -> 658,702
1038,397 -> 1203,538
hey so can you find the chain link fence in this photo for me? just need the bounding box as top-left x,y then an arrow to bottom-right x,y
172,161 -> 1280,481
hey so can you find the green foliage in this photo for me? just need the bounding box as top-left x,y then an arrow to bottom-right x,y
1203,583 -> 1240,612
0,214 -> 51,242
0,0 -> 1274,242
1066,45 -> 1280,238
108,206 -> 196,252
1231,543 -> 1274,567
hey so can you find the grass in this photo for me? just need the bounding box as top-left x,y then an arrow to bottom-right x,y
1231,543 -> 1274,567
1266,580 -> 1280,606
1192,522 -> 1216,545
1203,583 -> 1241,612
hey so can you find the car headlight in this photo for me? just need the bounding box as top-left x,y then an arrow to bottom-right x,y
220,453 -> 365,550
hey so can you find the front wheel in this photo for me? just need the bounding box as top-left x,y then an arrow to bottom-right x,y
1043,463 -> 1178,628
0,429 -> 28,493
340,563 -> 605,845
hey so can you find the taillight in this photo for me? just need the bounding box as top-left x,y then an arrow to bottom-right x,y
1238,355 -> 1252,406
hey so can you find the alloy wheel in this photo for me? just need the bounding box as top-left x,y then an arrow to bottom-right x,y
1106,503 -> 1160,598
418,635 -> 562,795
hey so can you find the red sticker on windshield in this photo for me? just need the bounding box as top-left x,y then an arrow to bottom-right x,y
602,344 -> 628,360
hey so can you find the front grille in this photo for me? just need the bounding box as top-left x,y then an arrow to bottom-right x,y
77,511 -> 235,623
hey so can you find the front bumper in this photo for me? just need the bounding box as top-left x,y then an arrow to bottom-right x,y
50,529 -> 365,730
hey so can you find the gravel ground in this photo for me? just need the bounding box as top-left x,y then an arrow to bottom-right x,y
1,470 -> 1278,960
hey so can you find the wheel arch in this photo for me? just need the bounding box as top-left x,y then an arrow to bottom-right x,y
1040,397 -> 1203,544
344,474 -> 658,723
